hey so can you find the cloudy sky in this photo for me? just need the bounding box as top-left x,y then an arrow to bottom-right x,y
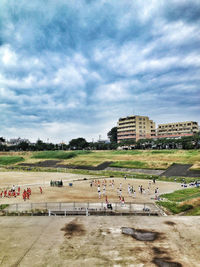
0,0 -> 200,143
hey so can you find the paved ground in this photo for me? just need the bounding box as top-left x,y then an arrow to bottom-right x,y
106,167 -> 164,175
161,164 -> 200,178
0,216 -> 199,267
19,161 -> 112,170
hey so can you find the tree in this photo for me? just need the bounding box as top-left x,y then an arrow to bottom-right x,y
107,127 -> 118,143
0,137 -> 5,143
35,139 -> 47,151
17,141 -> 30,151
68,138 -> 88,150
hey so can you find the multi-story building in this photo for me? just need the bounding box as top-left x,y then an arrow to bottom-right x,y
117,115 -> 156,142
157,121 -> 199,138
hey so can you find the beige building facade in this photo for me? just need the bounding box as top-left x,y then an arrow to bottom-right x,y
117,115 -> 156,142
157,121 -> 199,138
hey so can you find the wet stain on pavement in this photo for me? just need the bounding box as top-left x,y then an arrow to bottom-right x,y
121,227 -> 160,241
153,257 -> 182,267
61,220 -> 85,238
164,221 -> 176,226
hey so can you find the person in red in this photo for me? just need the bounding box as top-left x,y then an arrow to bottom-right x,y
39,187 -> 43,194
27,188 -> 31,195
4,189 -> 7,197
18,186 -> 20,194
13,191 -> 16,198
0,191 -> 3,198
105,195 -> 108,204
8,191 -> 11,198
23,190 -> 26,201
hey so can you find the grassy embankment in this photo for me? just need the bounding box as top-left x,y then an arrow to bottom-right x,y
109,150 -> 200,170
0,149 -> 199,180
158,187 -> 200,215
1,149 -> 199,170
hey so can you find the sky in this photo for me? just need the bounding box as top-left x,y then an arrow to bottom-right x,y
0,0 -> 200,143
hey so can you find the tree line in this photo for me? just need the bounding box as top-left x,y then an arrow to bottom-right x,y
0,128 -> 199,151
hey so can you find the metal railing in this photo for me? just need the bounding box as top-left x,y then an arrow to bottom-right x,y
4,202 -> 162,215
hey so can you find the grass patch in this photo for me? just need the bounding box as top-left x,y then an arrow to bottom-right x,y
111,150 -> 143,155
184,206 -> 200,216
186,150 -> 200,156
32,150 -> 91,160
150,150 -> 176,154
160,187 -> 200,202
158,187 -> 200,215
110,160 -> 148,169
0,156 -> 24,165
0,204 -> 9,210
157,201 -> 193,214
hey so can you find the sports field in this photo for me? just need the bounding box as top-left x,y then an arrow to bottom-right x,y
0,171 -> 181,205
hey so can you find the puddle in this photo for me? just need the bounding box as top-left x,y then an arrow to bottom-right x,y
153,257 -> 182,267
122,227 -> 159,241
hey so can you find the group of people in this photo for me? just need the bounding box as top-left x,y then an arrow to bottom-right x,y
50,180 -> 63,187
0,185 -> 43,201
0,185 -> 20,199
89,177 -> 160,204
22,188 -> 32,201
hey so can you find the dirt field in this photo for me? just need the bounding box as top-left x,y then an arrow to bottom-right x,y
0,216 -> 199,266
0,171 -> 181,204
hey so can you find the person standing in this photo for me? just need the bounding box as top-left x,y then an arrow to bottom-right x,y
97,185 -> 101,199
39,187 -> 43,194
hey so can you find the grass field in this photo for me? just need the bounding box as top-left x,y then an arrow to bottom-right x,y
158,187 -> 200,215
0,156 -> 24,166
0,149 -> 199,170
161,187 -> 200,202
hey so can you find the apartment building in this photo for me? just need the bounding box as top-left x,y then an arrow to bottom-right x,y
157,121 -> 199,138
117,115 -> 156,142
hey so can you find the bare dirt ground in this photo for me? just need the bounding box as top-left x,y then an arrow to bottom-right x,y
0,216 -> 199,267
0,171 -> 181,204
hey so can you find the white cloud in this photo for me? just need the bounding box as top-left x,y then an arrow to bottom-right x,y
94,81 -> 132,101
0,45 -> 18,66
